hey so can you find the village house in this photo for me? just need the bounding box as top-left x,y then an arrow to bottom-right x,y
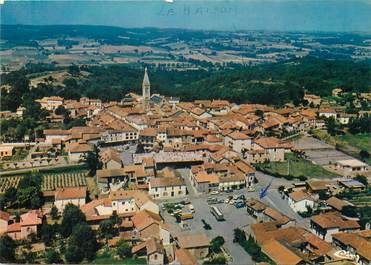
332,231 -> 371,265
224,131 -> 252,155
191,171 -> 220,193
317,108 -> 337,119
43,129 -> 71,144
65,142 -> 93,162
338,179 -> 366,192
36,96 -> 64,111
132,210 -> 170,245
325,197 -> 354,213
334,159 -> 368,176
262,207 -> 293,227
54,187 -> 87,212
149,177 -> 187,199
139,128 -> 158,152
304,94 -> 321,106
132,237 -> 165,265
101,127 -> 139,145
250,222 -> 333,264
0,145 -> 14,159
248,137 -> 291,163
100,148 -> 123,169
246,198 -> 268,220
310,212 -> 360,242
7,210 -> 43,240
174,248 -> 200,265
80,190 -> 159,224
287,190 -> 316,213
176,233 -> 210,259
0,210 -> 10,235
261,239 -> 305,265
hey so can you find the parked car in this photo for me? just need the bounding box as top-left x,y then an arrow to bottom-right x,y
187,204 -> 195,213
210,191 -> 219,195
225,189 -> 233,193
235,202 -> 245,208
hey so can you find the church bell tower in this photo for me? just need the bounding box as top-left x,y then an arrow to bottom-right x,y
142,67 -> 151,101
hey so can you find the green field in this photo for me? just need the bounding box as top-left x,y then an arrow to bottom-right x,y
257,153 -> 337,179
337,133 -> 371,153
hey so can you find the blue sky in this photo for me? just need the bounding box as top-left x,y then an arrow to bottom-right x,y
1,0 -> 371,32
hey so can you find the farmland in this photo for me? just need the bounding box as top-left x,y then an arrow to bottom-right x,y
0,170 -> 88,194
0,176 -> 22,193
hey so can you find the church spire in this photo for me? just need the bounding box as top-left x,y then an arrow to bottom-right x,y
142,67 -> 150,101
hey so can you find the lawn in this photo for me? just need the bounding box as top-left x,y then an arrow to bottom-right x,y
337,133 -> 371,153
257,153 -> 337,179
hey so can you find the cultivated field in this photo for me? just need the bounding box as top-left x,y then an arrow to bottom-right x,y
0,170 -> 88,194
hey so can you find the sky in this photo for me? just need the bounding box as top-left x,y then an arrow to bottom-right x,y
1,0 -> 371,32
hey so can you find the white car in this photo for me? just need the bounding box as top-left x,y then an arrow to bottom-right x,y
229,200 -> 236,205
210,191 -> 219,195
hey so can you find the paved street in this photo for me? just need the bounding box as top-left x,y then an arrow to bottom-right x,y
158,168 -> 306,264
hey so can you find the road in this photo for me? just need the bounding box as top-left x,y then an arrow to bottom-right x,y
159,168 -> 306,264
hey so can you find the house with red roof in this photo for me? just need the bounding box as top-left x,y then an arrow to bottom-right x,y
7,210 -> 43,240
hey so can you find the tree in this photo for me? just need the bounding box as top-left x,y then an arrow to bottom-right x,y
210,236 -> 225,253
233,228 -> 246,243
84,145 -> 102,174
15,174 -> 43,209
65,224 -> 98,263
45,249 -> 62,264
354,175 -> 368,187
359,150 -> 370,159
99,219 -> 117,241
325,117 -> 339,136
318,190 -> 330,200
116,240 -> 132,259
255,109 -> 264,119
60,204 -> 86,238
40,223 -> 56,246
0,235 -> 16,263
50,205 -> 59,220
342,205 -> 358,218
68,65 -> 80,77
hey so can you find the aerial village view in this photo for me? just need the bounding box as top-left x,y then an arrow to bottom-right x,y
0,1 -> 370,265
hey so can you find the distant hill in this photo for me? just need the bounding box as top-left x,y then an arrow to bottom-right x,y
2,57 -> 369,110
1,1 -> 371,32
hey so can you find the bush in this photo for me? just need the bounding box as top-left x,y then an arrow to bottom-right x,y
210,236 -> 225,253
117,240 -> 132,259
359,150 -> 370,159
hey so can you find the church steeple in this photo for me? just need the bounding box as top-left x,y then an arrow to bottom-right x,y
142,67 -> 150,101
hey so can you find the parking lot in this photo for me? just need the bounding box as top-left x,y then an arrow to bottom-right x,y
158,168 -> 304,265
161,194 -> 255,265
